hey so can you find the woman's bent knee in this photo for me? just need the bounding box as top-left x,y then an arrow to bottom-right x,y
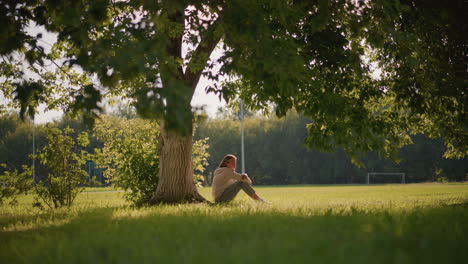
233,181 -> 247,187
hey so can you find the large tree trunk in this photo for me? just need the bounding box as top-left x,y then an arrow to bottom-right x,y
147,7 -> 220,204
149,124 -> 208,204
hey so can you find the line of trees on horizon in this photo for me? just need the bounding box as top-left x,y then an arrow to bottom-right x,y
194,110 -> 467,185
2,110 -> 466,186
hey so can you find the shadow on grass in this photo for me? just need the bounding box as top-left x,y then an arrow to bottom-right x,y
1,202 -> 467,264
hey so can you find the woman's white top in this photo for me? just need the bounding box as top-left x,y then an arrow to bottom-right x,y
211,167 -> 243,199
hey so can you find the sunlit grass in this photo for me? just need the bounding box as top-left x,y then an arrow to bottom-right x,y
1,183 -> 467,263
82,186 -> 121,192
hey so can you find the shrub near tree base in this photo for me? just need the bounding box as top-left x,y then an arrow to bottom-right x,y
93,116 -> 160,206
34,127 -> 89,209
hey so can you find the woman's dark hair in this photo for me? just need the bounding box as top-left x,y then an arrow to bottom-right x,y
218,154 -> 237,168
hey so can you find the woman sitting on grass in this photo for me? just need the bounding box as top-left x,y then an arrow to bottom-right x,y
212,154 -> 268,203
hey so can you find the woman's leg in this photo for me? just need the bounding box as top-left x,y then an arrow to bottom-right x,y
215,181 -> 257,203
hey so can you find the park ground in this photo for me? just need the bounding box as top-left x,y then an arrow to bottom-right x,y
1,183 -> 467,263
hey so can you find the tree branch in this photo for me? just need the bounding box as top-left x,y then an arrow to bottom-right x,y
33,48 -> 86,88
184,18 -> 222,94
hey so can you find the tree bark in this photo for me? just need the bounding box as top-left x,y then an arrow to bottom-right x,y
149,123 -> 208,204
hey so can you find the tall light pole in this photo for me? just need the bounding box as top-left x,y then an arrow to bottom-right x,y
240,99 -> 245,174
32,117 -> 36,182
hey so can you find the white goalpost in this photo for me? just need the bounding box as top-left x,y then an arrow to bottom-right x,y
366,172 -> 406,184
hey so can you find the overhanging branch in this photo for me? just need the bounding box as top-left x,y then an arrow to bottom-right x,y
184,18 -> 222,94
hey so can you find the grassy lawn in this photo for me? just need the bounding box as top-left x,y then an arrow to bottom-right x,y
1,183 -> 467,263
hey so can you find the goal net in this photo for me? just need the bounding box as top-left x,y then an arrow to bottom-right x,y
366,173 -> 406,184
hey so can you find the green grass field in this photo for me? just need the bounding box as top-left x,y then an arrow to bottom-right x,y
1,183 -> 467,263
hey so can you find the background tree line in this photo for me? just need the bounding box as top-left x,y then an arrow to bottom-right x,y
194,110 -> 467,185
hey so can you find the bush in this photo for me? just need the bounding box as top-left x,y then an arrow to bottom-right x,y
0,164 -> 33,206
192,137 -> 210,186
93,116 -> 160,206
436,177 -> 449,183
34,127 -> 89,209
